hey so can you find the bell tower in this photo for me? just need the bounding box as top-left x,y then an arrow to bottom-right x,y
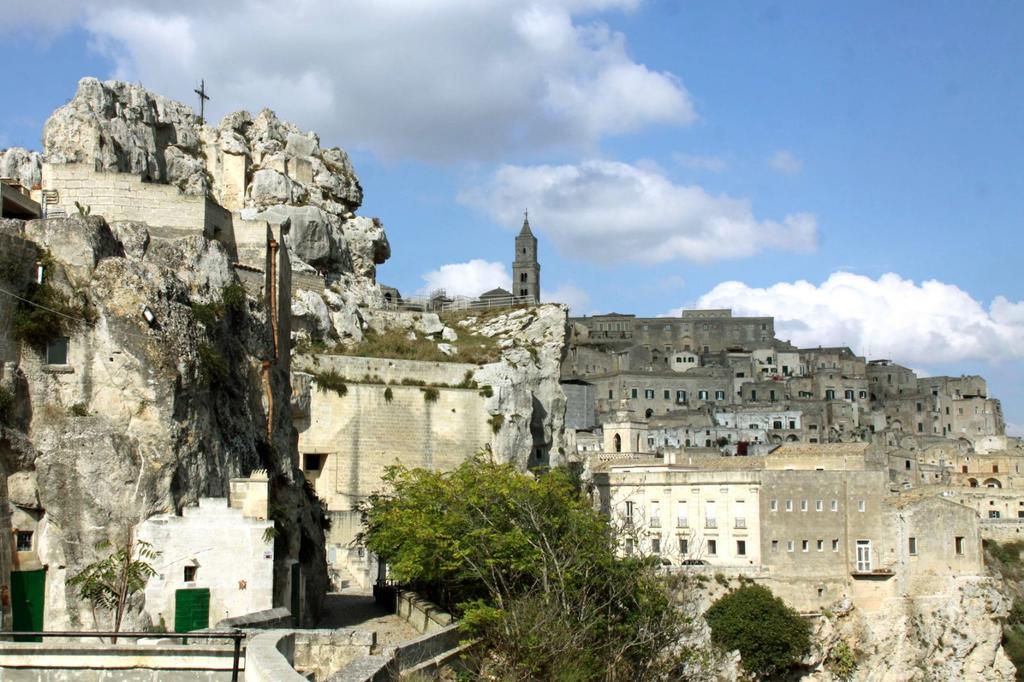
512,210 -> 540,303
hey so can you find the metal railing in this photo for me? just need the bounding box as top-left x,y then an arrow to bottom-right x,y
705,518 -> 717,529
650,518 -> 661,528
676,518 -> 688,528
734,518 -> 747,529
3,630 -> 245,682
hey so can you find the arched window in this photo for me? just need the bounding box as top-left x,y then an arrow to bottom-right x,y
968,478 -> 979,488
614,433 -> 622,453
983,478 -> 1002,489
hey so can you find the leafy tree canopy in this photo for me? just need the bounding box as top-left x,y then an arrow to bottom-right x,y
361,455 -> 689,680
704,584 -> 811,679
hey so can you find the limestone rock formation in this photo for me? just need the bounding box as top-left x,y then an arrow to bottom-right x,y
0,147 -> 42,188
0,215 -> 327,629
44,79 -> 207,194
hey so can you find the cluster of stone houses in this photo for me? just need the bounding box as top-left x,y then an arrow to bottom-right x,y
563,311 -> 1005,452
588,403 -> 1018,613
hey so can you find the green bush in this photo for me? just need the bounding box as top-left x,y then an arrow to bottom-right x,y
198,343 -> 230,385
1010,599 -> 1024,627
827,640 -> 858,681
488,413 -> 504,434
69,403 -> 89,417
1003,628 -> 1024,681
383,387 -> 394,403
0,384 -> 14,424
421,386 -> 439,403
478,384 -> 493,398
311,369 -> 348,397
704,584 -> 811,679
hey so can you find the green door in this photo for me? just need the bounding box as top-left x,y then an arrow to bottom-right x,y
290,562 -> 301,622
174,588 -> 210,633
11,569 -> 45,642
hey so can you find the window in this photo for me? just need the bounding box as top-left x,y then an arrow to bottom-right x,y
15,531 -> 32,552
908,537 -> 918,555
698,390 -> 709,400
787,541 -> 794,552
737,540 -> 747,556
905,459 -> 911,470
679,538 -> 688,555
845,389 -> 855,400
816,539 -> 824,552
46,337 -> 69,365
707,539 -> 717,556
815,500 -> 823,512
856,540 -> 872,572
644,389 -> 655,400
520,272 -> 527,282
831,500 -> 838,512
184,565 -> 197,582
994,464 -> 1000,473
771,540 -> 779,553
676,390 -> 687,402
770,499 -> 778,512
650,501 -> 661,528
624,538 -> 634,556
773,420 -> 783,430
800,500 -> 808,512
624,501 -> 635,524
304,453 -> 322,471
663,389 -> 670,400
859,390 -> 868,399
857,500 -> 866,512
631,388 -> 638,399
705,501 -> 717,528
832,539 -> 839,552
802,540 -> 809,552
785,499 -> 793,512
989,510 -> 1001,519
750,390 -> 757,401
651,537 -> 661,554
825,389 -> 835,400
769,390 -> 777,402
955,536 -> 965,555
715,390 -> 725,400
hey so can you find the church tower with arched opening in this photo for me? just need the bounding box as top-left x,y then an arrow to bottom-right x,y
512,211 -> 540,303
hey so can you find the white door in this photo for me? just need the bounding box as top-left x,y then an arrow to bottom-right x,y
855,540 -> 872,572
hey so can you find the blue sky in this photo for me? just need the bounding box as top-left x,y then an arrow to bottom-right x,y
2,1 -> 1021,432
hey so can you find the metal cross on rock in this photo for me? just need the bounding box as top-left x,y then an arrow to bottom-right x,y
194,80 -> 210,124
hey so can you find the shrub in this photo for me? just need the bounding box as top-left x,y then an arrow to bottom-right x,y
478,384 -> 493,398
69,403 -> 89,417
704,584 -> 811,679
826,640 -> 858,681
1010,599 -> 1024,627
198,343 -> 230,385
0,385 -> 14,424
488,413 -> 504,434
714,572 -> 729,587
457,370 -> 477,389
12,268 -> 90,349
383,387 -> 394,403
1003,628 -> 1024,681
311,369 -> 348,398
421,387 -> 439,403
221,282 -> 248,320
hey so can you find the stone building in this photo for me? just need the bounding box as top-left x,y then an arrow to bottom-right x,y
592,442 -> 985,613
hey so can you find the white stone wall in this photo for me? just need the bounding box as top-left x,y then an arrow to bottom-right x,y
136,498 -> 274,629
295,354 -> 479,388
42,163 -> 207,231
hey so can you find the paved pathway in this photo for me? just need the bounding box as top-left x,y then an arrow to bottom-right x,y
316,587 -> 419,651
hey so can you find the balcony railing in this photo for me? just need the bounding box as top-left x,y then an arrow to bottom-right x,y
650,518 -> 661,528
734,518 -> 747,529
705,518 -> 717,529
676,518 -> 688,529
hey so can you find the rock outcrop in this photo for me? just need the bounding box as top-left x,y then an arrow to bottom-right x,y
0,215 -> 327,629
0,148 -> 42,188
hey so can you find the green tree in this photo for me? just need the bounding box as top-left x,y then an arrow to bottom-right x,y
704,584 -> 811,679
361,455 -> 687,680
67,533 -> 158,641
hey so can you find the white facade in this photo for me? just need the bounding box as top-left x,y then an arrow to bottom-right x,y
136,497 -> 274,630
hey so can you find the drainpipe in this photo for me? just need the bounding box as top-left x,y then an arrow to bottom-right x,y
268,239 -> 279,361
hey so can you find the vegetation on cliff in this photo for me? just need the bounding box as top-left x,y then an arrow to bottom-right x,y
704,583 -> 811,679
360,456 -> 689,680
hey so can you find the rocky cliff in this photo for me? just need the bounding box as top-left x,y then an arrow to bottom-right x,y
0,214 -> 327,628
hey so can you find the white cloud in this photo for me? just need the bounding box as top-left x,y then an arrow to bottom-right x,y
679,272 -> 1024,364
418,259 -> 510,298
769,149 -> 803,174
674,153 -> 730,172
460,159 -> 817,263
24,0 -> 694,162
543,283 -> 591,314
